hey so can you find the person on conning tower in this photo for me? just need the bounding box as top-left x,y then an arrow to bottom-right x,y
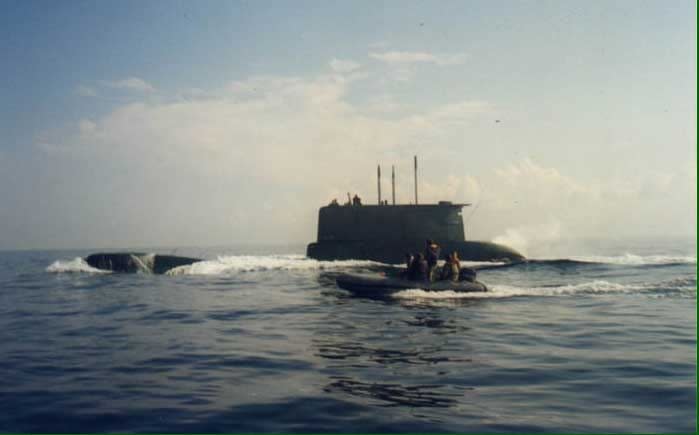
352,194 -> 362,206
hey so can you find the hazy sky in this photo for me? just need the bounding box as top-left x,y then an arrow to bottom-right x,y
0,0 -> 695,252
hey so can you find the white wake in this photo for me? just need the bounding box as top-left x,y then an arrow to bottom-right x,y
46,257 -> 111,274
166,254 -> 385,275
392,278 -> 696,300
567,254 -> 696,265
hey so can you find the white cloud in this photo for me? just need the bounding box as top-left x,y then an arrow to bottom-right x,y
103,77 -> 156,93
32,71 -> 495,247
78,119 -> 96,134
329,58 -> 361,73
427,101 -> 494,123
370,51 -> 467,66
368,155 -> 694,256
365,95 -> 404,114
76,85 -> 98,97
228,73 -> 366,104
177,87 -> 213,100
15,62 -> 694,249
471,158 -> 695,254
369,40 -> 390,49
388,67 -> 415,82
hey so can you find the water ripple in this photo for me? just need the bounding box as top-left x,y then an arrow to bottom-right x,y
0,248 -> 695,432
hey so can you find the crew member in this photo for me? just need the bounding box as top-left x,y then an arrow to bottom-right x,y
451,251 -> 460,270
425,239 -> 441,281
400,253 -> 413,279
408,253 -> 428,281
440,252 -> 461,282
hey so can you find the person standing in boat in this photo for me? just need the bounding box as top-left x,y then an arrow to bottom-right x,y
408,253 -> 429,281
425,239 -> 441,281
451,251 -> 461,271
440,252 -> 461,282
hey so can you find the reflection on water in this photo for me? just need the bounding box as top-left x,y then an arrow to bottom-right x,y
314,339 -> 468,366
324,375 -> 465,408
400,314 -> 472,334
312,300 -> 477,411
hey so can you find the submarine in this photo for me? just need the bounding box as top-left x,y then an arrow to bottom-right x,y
306,156 -> 525,264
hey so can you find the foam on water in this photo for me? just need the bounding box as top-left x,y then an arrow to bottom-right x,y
46,257 -> 111,274
460,260 -> 508,268
568,253 -> 696,265
392,277 -> 697,300
166,254 -> 385,275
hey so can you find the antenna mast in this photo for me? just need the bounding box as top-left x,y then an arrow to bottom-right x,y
391,165 -> 396,205
377,165 -> 382,205
413,155 -> 418,205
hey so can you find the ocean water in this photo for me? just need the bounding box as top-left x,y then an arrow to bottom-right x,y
0,238 -> 695,433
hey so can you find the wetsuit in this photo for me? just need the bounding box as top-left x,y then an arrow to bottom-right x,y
414,258 -> 429,281
425,244 -> 441,281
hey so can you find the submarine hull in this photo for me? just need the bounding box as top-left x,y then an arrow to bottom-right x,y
307,240 -> 524,264
85,253 -> 202,274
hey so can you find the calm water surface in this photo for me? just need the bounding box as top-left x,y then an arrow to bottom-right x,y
0,239 -> 695,433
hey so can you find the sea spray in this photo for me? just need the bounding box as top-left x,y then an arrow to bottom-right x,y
392,278 -> 696,300
46,257 -> 111,273
166,255 -> 386,275
492,220 -> 563,257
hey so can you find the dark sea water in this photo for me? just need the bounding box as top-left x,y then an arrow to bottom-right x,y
0,238 -> 696,433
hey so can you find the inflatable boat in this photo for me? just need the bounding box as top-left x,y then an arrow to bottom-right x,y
335,272 -> 487,296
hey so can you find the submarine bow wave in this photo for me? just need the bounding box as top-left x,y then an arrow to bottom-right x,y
166,255 -> 386,275
47,257 -> 111,274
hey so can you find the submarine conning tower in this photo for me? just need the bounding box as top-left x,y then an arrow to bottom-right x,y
307,201 -> 525,264
317,201 -> 468,244
306,156 -> 525,264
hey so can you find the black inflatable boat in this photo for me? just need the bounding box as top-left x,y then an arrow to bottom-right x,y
336,272 -> 487,296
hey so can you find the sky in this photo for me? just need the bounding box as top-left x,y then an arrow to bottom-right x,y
0,0 -> 696,252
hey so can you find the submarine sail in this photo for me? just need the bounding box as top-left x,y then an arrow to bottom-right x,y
306,156 -> 523,263
306,201 -> 524,264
